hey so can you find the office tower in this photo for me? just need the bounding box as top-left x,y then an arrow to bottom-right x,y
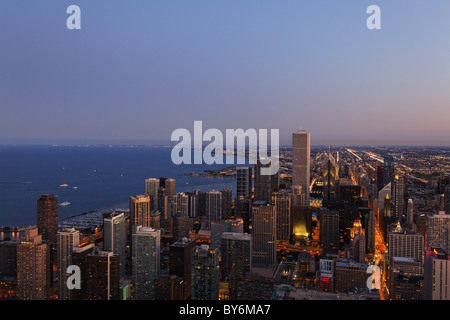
323,150 -> 339,202
57,227 -> 79,300
174,192 -> 189,216
211,219 -> 244,249
320,209 -> 339,255
393,175 -> 404,219
235,196 -> 251,233
424,247 -> 450,300
254,158 -> 273,203
291,206 -> 312,241
187,192 -> 199,218
132,226 -> 160,300
445,186 -> 450,214
383,156 -> 395,186
337,184 -> 361,204
220,232 -> 252,279
236,166 -> 252,198
378,182 -> 392,214
37,194 -> 58,245
169,237 -> 196,300
159,177 -> 166,189
0,240 -> 17,278
291,184 -> 305,206
390,257 -> 423,300
334,260 -> 369,293
349,220 -> 366,264
426,211 -> 450,253
205,190 -> 222,229
251,201 -> 277,270
221,188 -> 233,220
438,173 -> 450,194
149,210 -> 160,230
130,194 -> 151,232
388,230 -> 424,268
275,191 -> 291,242
71,243 -> 95,300
16,228 -> 49,300
292,129 -> 311,205
376,166 -> 384,191
406,199 -> 414,226
191,245 -> 220,300
172,214 -> 193,242
86,251 -> 120,300
366,210 -> 376,254
103,211 -> 127,278
165,178 -> 176,201
145,178 -> 160,210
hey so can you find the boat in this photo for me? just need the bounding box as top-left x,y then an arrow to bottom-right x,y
73,187 -> 78,189
60,184 -> 69,187
59,201 -> 71,207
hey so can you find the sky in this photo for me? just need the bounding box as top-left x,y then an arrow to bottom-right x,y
1,0 -> 450,146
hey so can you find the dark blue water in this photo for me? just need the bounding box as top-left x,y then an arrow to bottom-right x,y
0,145 -> 243,228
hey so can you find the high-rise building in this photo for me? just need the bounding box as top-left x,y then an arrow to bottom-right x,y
445,185 -> 450,214
291,185 -> 305,206
205,190 -> 222,230
16,228 -> 49,300
348,220 -> 365,264
235,196 -> 251,233
366,210 -> 376,254
334,259 -> 369,293
154,274 -> 184,300
438,174 -> 450,194
169,237 -> 196,300
275,191 -> 291,242
220,232 -> 252,279
191,245 -> 220,300
85,251 -> 120,300
145,178 -> 160,211
57,227 -> 79,300
130,194 -> 151,230
210,219 -> 244,249
71,243 -> 95,300
426,211 -> 450,253
292,129 -> 311,205
132,226 -> 160,300
388,230 -> 424,268
174,192 -> 189,216
383,156 -> 395,186
172,214 -> 193,242
323,150 -> 339,202
37,194 -> 58,245
424,247 -> 450,300
103,211 -> 127,278
236,167 -> 252,198
221,188 -> 233,220
390,257 -> 423,300
406,198 -> 414,226
320,209 -> 339,255
254,158 -> 273,203
251,201 -> 276,270
0,240 -> 17,277
393,175 -> 404,219
165,178 -> 176,201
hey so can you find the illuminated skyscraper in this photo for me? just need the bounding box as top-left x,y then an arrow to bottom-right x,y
165,178 -> 176,201
251,201 -> 276,270
57,227 -> 79,300
220,232 -> 252,279
426,211 -> 450,254
103,211 -> 127,278
393,175 -> 404,219
320,209 -> 339,255
130,195 -> 151,229
145,178 -> 160,211
292,129 -> 311,205
17,228 -> 49,300
323,150 -> 338,202
275,191 -> 291,242
424,247 -> 450,300
169,237 -> 196,300
205,190 -> 222,230
86,250 -> 120,300
254,158 -> 273,203
383,156 -> 395,186
236,167 -> 252,198
191,245 -> 220,300
37,194 -> 58,245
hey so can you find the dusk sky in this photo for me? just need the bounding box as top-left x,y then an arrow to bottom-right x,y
1,1 -> 450,145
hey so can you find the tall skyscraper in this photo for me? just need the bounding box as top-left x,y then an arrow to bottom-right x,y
191,245 -> 220,300
323,150 -> 339,202
165,178 -> 176,201
71,243 -> 95,300
172,214 -> 193,242
393,175 -> 404,219
103,211 -> 127,278
275,191 -> 291,242
129,195 -> 151,229
221,188 -> 233,220
291,184 -> 305,206
406,198 -> 414,226
145,178 -> 160,211
383,156 -> 395,186
251,201 -> 277,270
424,247 -> 450,300
37,194 -> 58,245
169,237 -> 196,300
236,166 -> 252,198
86,251 -> 120,300
292,129 -> 311,205
205,190 -> 222,230
320,208 -> 339,255
174,192 -> 189,216
17,228 -> 49,300
220,232 -> 252,279
254,158 -> 273,203
132,226 -> 160,300
57,227 -> 79,300
388,230 -> 424,268
366,210 -> 376,254
445,185 -> 450,214
426,211 -> 450,254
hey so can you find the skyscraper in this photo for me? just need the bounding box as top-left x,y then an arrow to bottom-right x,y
292,129 -> 311,205
174,192 -> 189,216
254,158 -> 273,203
145,178 -> 160,211
388,230 -> 424,268
251,201 -> 277,270
383,156 -> 395,186
393,175 -> 404,219
103,211 -> 127,278
17,228 -> 49,300
323,150 -> 339,202
71,243 -> 95,300
57,227 -> 79,300
132,226 -> 160,300
169,237 -> 196,300
205,190 -> 222,229
86,251 -> 120,300
426,211 -> 450,254
221,188 -> 233,220
320,208 -> 339,255
191,245 -> 220,300
236,166 -> 252,198
220,232 -> 252,279
129,195 -> 151,229
445,185 -> 450,214
165,178 -> 176,201
275,191 -> 291,242
424,247 -> 450,300
37,194 -> 58,245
